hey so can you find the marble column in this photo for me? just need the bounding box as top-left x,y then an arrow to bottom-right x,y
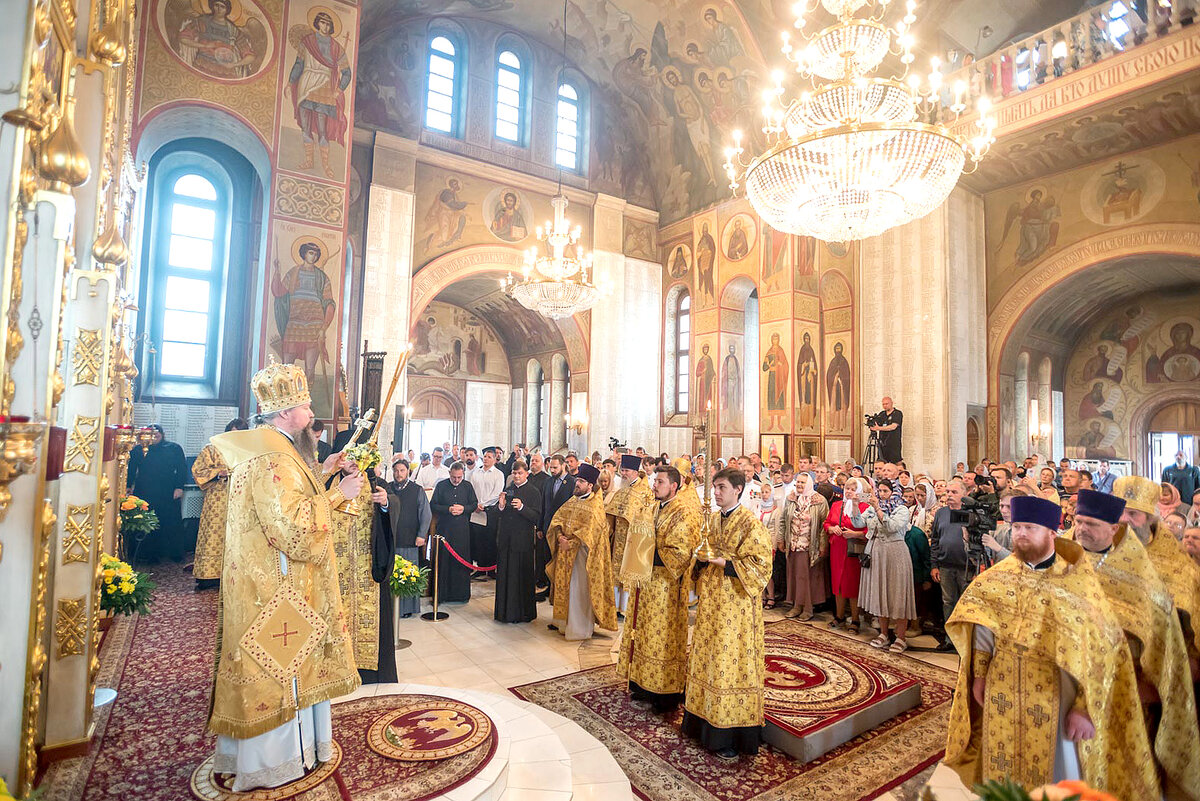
858,188 -> 987,477
360,134 -> 417,459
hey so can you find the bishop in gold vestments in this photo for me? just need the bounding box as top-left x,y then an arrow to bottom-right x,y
548,463 -> 618,641
683,469 -> 773,759
945,494 -> 1158,801
208,363 -> 361,792
192,418 -> 249,583
1069,489 -> 1200,801
617,466 -> 700,711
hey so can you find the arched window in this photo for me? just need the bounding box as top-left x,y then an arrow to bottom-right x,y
154,170 -> 225,381
138,139 -> 258,402
555,82 -> 581,170
425,35 -> 460,134
495,49 -> 525,143
675,293 -> 690,413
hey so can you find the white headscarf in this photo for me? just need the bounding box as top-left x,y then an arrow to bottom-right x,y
914,480 -> 937,529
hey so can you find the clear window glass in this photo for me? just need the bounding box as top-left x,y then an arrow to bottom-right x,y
495,49 -> 524,143
555,83 -> 581,170
426,36 -> 459,134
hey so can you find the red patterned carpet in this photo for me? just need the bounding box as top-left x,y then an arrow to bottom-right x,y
41,564 -> 496,801
510,620 -> 956,801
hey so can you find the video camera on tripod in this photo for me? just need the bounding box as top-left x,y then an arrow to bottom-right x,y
607,436 -> 627,451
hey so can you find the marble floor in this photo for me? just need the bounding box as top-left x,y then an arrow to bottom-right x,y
392,579 -> 971,801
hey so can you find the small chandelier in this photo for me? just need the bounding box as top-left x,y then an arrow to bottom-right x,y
501,192 -> 608,319
723,0 -> 997,243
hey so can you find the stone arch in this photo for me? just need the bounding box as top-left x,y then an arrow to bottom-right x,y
1128,387 -> 1200,473
988,223 -> 1200,405
410,387 -> 465,421
410,244 -> 590,378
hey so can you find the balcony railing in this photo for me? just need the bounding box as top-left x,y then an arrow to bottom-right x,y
940,0 -> 1196,113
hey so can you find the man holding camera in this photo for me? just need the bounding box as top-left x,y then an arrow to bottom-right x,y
868,396 -> 903,463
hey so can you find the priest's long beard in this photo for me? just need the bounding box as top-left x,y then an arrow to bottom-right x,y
294,425 -> 318,467
1131,519 -> 1154,545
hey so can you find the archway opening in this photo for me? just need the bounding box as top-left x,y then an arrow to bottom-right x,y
1148,401 -> 1200,482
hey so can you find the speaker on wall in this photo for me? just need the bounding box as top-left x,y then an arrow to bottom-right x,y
393,405 -> 407,454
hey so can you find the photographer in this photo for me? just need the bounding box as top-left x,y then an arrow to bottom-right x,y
868,396 -> 903,463
930,479 -> 970,651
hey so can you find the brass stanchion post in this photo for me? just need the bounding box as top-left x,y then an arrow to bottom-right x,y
421,534 -> 450,621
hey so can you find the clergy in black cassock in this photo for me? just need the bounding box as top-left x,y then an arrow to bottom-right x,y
126,424 -> 189,564
495,459 -> 542,623
429,462 -> 478,603
384,456 -> 430,618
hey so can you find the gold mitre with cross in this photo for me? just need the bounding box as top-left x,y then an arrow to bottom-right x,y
252,358 -> 311,414
1113,475 -> 1159,515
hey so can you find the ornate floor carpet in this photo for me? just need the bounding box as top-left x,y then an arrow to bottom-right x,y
41,564 -> 497,801
509,619 -> 956,801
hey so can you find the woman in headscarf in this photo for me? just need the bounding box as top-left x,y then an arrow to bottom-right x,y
126,424 -> 189,564
913,480 -> 939,539
597,469 -> 619,505
858,479 -> 917,652
778,472 -> 829,620
902,483 -> 932,635
758,483 -> 784,609
1157,482 -> 1191,522
824,476 -> 870,634
850,465 -> 864,478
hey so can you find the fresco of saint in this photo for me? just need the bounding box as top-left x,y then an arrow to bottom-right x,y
272,238 -> 336,377
288,8 -> 352,178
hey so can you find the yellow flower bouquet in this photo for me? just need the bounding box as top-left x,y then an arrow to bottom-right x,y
99,552 -> 156,616
344,442 -> 382,474
390,555 -> 430,599
118,495 -> 159,538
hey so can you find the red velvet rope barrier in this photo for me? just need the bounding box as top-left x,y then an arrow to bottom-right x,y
438,535 -> 497,572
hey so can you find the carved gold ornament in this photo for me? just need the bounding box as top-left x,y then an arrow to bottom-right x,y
72,328 -> 103,385
0,420 -> 45,522
63,415 -> 100,474
54,597 -> 87,657
62,503 -> 95,564
37,93 -> 91,193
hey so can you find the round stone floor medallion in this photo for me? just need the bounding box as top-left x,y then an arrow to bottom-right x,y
190,741 -> 342,801
367,697 -> 494,761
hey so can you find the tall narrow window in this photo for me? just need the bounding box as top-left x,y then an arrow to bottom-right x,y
425,35 -> 458,134
495,50 -> 524,142
156,171 -> 224,380
676,292 -> 690,413
555,83 -> 580,170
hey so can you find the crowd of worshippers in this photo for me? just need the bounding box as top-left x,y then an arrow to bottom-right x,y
184,420 -> 1200,775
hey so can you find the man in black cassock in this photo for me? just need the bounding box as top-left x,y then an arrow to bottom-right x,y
429,461 -> 478,603
495,458 -> 542,623
384,455 -> 430,619
127,424 -> 189,564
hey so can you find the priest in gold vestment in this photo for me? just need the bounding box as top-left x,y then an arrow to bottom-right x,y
548,463 -> 618,641
329,460 -> 397,685
617,464 -> 700,712
683,467 -> 773,760
945,495 -> 1158,801
207,362 -> 362,792
1116,475 -> 1200,675
1069,489 -> 1200,801
191,417 -> 248,587
606,453 -> 653,615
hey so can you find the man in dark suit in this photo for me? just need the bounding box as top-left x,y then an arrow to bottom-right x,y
313,419 -> 332,462
495,459 -> 542,623
536,453 -> 574,598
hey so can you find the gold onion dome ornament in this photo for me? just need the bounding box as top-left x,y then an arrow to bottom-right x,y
723,0 -> 996,243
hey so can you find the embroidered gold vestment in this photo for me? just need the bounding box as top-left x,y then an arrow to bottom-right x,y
548,493 -> 618,631
617,493 -> 700,695
685,505 -> 772,729
606,478 -> 653,577
945,539 -> 1158,801
332,479 -> 379,672
208,427 -> 359,740
192,443 -> 230,581
1081,526 -> 1200,800
1145,524 -> 1200,658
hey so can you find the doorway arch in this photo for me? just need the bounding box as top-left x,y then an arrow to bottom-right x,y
1129,391 -> 1200,476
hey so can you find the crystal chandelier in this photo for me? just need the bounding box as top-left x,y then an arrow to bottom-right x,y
723,0 -> 997,242
501,192 -> 608,319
